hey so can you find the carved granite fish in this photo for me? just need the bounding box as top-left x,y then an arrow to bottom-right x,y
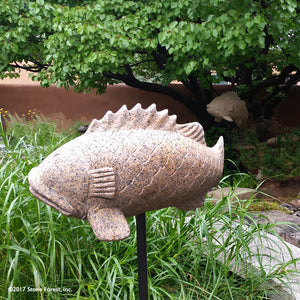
28,104 -> 224,241
206,91 -> 249,127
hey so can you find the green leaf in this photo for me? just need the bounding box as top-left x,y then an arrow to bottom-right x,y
56,81 -> 64,88
184,61 -> 197,75
158,31 -> 167,44
237,39 -> 246,50
212,28 -> 218,38
257,35 -> 265,48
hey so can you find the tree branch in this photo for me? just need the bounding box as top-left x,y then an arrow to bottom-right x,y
184,75 -> 210,108
248,65 -> 298,99
152,51 -> 167,70
129,59 -> 155,68
9,60 -> 50,72
103,67 -> 202,119
248,69 -> 300,115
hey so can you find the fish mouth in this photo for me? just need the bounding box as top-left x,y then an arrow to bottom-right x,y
28,167 -> 75,217
206,105 -> 214,114
29,185 -> 73,216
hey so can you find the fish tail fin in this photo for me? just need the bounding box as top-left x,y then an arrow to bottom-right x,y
176,195 -> 206,211
213,136 -> 224,157
212,136 -> 224,184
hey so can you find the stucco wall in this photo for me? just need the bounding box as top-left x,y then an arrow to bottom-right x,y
0,78 -> 299,128
0,83 -> 199,127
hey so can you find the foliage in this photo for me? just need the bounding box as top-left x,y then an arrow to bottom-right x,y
0,116 -> 299,299
205,126 -> 258,188
0,0 -> 299,126
207,124 -> 300,184
238,126 -> 300,182
247,199 -> 292,214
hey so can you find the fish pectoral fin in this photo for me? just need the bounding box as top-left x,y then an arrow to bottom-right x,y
223,116 -> 233,122
215,117 -> 222,122
87,208 -> 130,241
88,167 -> 116,199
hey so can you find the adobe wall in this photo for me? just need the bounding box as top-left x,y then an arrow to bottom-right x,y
0,82 -> 299,128
0,83 -> 198,128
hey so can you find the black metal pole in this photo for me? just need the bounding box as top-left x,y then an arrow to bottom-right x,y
136,213 -> 149,300
227,121 -> 233,187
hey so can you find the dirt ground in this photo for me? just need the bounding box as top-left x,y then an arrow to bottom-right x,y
259,178 -> 300,203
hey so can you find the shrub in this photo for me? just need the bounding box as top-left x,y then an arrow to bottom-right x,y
238,127 -> 300,182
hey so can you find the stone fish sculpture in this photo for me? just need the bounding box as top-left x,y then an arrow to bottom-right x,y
28,104 -> 224,241
206,91 -> 249,127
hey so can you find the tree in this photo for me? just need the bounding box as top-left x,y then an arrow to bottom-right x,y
0,0 -> 299,128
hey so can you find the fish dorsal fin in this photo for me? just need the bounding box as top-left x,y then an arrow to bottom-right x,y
216,91 -> 241,102
177,122 -> 206,144
86,103 -> 206,144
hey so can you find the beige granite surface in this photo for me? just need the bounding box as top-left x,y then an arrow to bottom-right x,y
28,104 -> 224,241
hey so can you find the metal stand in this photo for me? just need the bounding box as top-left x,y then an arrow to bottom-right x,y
227,122 -> 234,187
136,213 -> 149,300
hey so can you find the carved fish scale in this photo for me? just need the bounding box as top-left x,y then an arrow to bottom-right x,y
86,129 -> 214,216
